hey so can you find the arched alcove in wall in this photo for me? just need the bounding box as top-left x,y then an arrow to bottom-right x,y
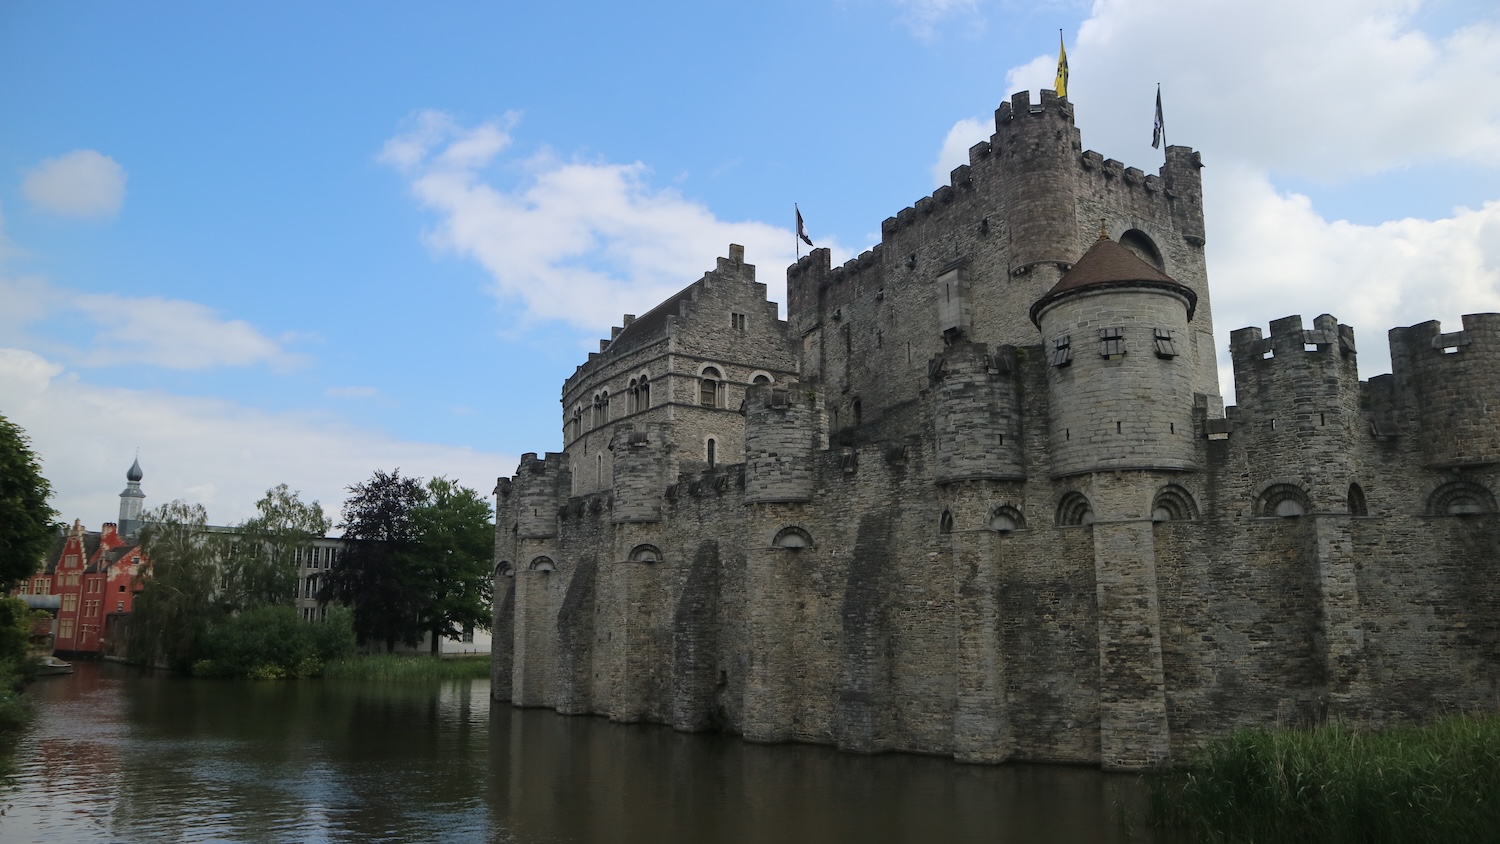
1119,228 -> 1165,272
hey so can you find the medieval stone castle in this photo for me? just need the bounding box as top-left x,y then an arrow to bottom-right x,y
490,88 -> 1499,770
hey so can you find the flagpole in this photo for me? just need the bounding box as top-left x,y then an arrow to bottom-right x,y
795,204 -> 800,260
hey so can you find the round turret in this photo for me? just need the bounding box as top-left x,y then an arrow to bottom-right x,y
1032,234 -> 1199,477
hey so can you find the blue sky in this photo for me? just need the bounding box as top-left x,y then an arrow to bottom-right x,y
2,0 -> 1497,527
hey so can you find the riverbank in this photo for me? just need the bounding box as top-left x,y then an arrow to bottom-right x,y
321,653 -> 490,682
1151,714 -> 1500,842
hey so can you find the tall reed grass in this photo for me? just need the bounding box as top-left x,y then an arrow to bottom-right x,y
1151,715 -> 1500,843
321,653 -> 491,682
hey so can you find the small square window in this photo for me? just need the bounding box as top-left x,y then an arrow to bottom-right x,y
1099,327 -> 1125,358
1153,328 -> 1178,359
1051,335 -> 1072,367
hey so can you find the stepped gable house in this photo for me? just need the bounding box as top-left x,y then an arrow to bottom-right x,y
490,88 -> 1500,770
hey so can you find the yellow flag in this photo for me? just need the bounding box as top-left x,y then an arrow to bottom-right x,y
1055,31 -> 1069,99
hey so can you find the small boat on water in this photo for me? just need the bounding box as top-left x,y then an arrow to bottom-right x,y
36,655 -> 73,675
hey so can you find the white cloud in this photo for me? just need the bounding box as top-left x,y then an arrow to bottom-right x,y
892,0 -> 983,40
1206,166 -> 1500,372
22,150 -> 128,219
0,262 -> 302,372
382,110 -> 849,331
1067,0 -> 1500,178
71,292 -> 306,370
0,348 -> 516,528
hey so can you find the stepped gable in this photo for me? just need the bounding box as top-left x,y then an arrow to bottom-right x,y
1029,232 -> 1197,325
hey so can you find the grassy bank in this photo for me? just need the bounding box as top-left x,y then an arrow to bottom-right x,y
1152,715 -> 1500,843
321,653 -> 491,682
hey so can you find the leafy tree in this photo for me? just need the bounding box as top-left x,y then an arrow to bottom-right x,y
126,500 -> 226,671
192,604 -> 355,679
410,477 -> 494,655
0,414 -> 57,590
318,469 -> 428,652
220,484 -> 331,612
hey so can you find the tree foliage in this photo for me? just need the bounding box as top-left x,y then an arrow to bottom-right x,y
0,414 -> 57,589
319,470 -> 494,653
319,469 -> 429,651
220,484 -> 330,613
410,477 -> 494,655
192,604 -> 355,679
126,500 -> 225,671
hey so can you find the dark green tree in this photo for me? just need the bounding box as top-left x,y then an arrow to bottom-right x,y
0,414 -> 57,590
318,469 -> 428,652
220,484 -> 331,612
126,500 -> 226,671
410,477 -> 494,654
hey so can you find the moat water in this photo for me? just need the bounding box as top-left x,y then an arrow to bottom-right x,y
2,662 -> 1183,843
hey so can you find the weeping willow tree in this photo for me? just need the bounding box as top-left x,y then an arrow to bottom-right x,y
126,500 -> 227,671
219,484 -> 330,613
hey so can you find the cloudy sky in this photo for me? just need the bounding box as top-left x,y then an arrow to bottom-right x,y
2,0 -> 1497,528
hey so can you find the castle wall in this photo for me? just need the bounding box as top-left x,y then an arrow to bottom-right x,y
491,85 -> 1500,770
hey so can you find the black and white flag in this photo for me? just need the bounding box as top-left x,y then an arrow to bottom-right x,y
796,204 -> 814,247
1151,84 -> 1165,150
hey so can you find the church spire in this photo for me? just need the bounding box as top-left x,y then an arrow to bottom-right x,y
119,455 -> 146,536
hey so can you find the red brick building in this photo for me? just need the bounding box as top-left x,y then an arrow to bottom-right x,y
15,459 -> 150,658
19,520 -> 147,658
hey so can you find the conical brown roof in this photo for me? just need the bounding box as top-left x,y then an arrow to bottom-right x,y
1029,234 -> 1196,325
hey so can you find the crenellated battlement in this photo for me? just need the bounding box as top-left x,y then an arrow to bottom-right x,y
994,88 -> 1074,129
1230,314 -> 1355,365
510,451 -> 570,540
1387,313 -> 1500,467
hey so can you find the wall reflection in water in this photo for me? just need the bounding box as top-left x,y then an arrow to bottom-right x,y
3,663 -> 1178,843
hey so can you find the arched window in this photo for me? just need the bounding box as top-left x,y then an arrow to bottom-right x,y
700,366 -> 723,408
638,374 -> 650,410
706,437 -> 717,467
1427,481 -> 1496,516
939,510 -> 954,534
601,390 -> 610,423
1347,483 -> 1368,516
751,372 -> 772,386
628,544 -> 661,563
773,526 -> 814,549
1257,483 -> 1310,518
495,562 -> 514,578
529,556 -> 555,573
627,378 -> 638,413
989,505 -> 1025,532
1119,229 -> 1165,272
1152,485 -> 1199,522
1057,492 -> 1094,526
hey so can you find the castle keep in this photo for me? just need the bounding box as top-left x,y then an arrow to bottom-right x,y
490,89 -> 1500,770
